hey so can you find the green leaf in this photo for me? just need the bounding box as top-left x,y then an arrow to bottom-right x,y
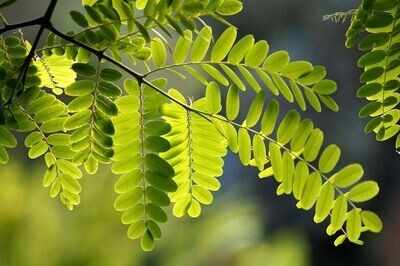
216,0 -> 243,15
98,81 -> 122,98
144,153 -> 175,178
28,140 -> 48,159
145,171 -> 177,192
0,145 -> 9,164
253,134 -> 266,171
281,61 -> 313,79
43,165 -> 57,187
61,174 -> 81,194
70,10 -> 89,28
144,136 -> 170,152
192,186 -> 213,205
314,182 -> 334,223
365,117 -> 382,133
238,128 -> 251,165
133,20 -> 150,42
57,159 -> 82,178
114,187 -> 143,211
146,186 -> 170,207
201,64 -> 229,86
72,63 -> 96,77
293,161 -> 309,200
65,80 -> 95,96
298,66 -> 326,85
65,110 -> 92,130
121,203 -> 144,224
334,235 -> 347,247
68,95 -> 94,112
346,209 -> 362,243
313,80 -> 337,95
246,90 -> 265,127
245,40 -> 269,68
334,164 -> 364,188
318,144 -> 341,174
191,26 -> 212,62
298,172 -> 322,210
211,27 -> 237,62
359,102 -> 381,118
151,38 -> 167,67
146,203 -> 167,223
84,155 -> 98,174
238,65 -> 262,92
358,33 -> 390,51
225,122 -> 239,153
361,211 -> 383,233
47,134 -> 70,146
0,127 -> 17,148
94,110 -> 115,136
303,129 -> 324,162
347,181 -> 379,202
84,5 -> 102,24
226,84 -> 240,120
95,95 -> 118,116
100,68 -> 123,81
127,220 -> 146,240
269,142 -> 282,182
290,119 -> 314,152
280,151 -> 294,195
359,67 -> 384,83
263,51 -> 290,72
319,95 -> 339,112
174,30 -> 192,64
228,34 -> 254,64
277,110 -> 300,145
220,64 -> 245,90
35,105 -> 66,123
141,231 -> 155,252
357,50 -> 386,67
184,66 -> 208,85
365,12 -> 393,29
329,195 -> 347,234
261,99 -> 280,136
271,74 -> 294,102
206,82 -> 222,114
4,36 -> 20,47
304,88 -> 322,112
114,169 -> 142,194
144,121 -> 171,136
187,199 -> 201,218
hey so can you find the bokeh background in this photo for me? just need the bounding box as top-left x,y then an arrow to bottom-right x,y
0,0 -> 399,265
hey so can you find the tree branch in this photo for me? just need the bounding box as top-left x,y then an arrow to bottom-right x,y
4,0 -> 59,105
0,17 -> 43,35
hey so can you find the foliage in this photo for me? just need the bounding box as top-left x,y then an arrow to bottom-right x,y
344,0 -> 400,151
0,163 -> 309,266
0,0 -> 383,251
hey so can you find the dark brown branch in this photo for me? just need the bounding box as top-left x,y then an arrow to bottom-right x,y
0,17 -> 42,35
3,0 -> 59,106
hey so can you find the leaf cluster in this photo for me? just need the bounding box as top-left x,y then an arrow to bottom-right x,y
345,0 -> 400,148
0,0 -> 384,251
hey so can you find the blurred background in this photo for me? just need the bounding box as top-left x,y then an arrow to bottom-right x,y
0,0 -> 399,265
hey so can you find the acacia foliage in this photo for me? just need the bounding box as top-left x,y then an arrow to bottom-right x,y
345,0 -> 400,150
0,0 -> 383,251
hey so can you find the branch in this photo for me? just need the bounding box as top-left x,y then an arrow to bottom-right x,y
0,17 -> 42,35
3,0 -> 59,106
